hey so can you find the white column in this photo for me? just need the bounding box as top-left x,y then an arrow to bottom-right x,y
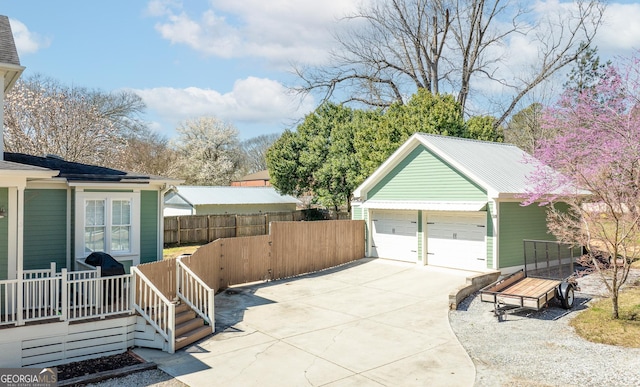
7,186 -> 16,279
16,185 -> 23,280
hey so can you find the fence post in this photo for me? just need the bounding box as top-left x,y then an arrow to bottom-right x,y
207,289 -> 215,331
130,270 -> 137,315
60,268 -> 67,321
207,215 -> 212,243
176,258 -> 181,299
234,214 -> 238,237
50,262 -> 56,277
177,216 -> 181,245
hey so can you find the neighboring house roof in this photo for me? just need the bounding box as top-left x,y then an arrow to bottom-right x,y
4,153 -> 180,184
170,186 -> 301,206
0,15 -> 24,95
0,159 -> 58,179
237,170 -> 270,181
0,16 -> 19,66
354,133 -> 541,199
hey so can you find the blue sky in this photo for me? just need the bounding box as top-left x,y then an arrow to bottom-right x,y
2,1 -> 640,140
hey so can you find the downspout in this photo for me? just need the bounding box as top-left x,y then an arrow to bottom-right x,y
158,184 -> 173,261
494,200 -> 500,270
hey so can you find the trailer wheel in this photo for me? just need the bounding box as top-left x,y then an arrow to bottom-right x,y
560,284 -> 575,309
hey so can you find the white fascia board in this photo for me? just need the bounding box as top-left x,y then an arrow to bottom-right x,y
0,170 -> 58,179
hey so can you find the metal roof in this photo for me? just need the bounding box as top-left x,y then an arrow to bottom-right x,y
173,186 -> 301,206
417,133 -> 538,195
355,133 -> 544,199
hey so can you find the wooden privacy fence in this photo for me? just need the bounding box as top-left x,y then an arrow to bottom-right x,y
136,259 -> 176,300
164,211 -> 305,245
179,220 -> 365,293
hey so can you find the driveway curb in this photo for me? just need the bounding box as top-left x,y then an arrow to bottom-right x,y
449,271 -> 500,309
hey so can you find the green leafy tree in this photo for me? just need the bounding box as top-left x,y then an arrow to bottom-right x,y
465,115 -> 503,142
355,89 -> 465,179
564,43 -> 610,96
268,103 -> 360,211
266,130 -> 307,196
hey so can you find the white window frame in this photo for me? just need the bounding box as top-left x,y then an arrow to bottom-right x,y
75,191 -> 140,266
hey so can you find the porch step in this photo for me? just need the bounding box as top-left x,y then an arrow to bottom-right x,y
174,303 -> 212,350
175,325 -> 212,350
175,308 -> 196,325
175,316 -> 204,337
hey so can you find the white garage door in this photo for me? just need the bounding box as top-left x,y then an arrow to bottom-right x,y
371,210 -> 418,262
427,212 -> 487,271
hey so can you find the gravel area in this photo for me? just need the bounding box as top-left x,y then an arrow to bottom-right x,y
86,369 -> 188,387
449,271 -> 640,387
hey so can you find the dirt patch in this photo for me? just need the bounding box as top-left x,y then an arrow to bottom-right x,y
57,351 -> 143,381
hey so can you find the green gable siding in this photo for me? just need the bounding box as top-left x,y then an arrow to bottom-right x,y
367,145 -> 487,201
23,189 -> 67,270
0,188 -> 7,280
498,202 -> 554,268
140,190 -> 159,264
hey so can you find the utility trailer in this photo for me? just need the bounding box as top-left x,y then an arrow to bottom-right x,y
480,240 -> 578,320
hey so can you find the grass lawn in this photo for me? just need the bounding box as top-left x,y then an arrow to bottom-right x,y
163,244 -> 202,260
571,280 -> 640,348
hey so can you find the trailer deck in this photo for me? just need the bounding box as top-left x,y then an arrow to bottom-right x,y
480,240 -> 578,320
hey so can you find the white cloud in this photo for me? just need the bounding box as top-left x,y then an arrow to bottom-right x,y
594,2 -> 640,56
131,77 -> 315,133
147,0 -> 359,66
9,18 -> 51,55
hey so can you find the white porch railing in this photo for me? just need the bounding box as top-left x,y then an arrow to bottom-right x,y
176,257 -> 215,327
2,258 -> 217,354
0,263 -> 137,326
0,280 -> 18,326
131,267 -> 176,354
23,262 -> 57,280
65,269 -> 132,321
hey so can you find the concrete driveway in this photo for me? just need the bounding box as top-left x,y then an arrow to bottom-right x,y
135,258 -> 476,386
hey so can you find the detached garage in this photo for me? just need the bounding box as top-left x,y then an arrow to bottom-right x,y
352,133 -> 557,273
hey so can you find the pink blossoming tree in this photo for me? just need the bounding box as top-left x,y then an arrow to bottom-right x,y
524,53 -> 640,319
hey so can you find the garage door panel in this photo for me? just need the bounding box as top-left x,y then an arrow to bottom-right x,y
427,212 -> 487,271
371,210 -> 418,262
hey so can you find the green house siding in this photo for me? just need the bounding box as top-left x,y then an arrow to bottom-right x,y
140,190 -> 159,264
23,189 -> 67,270
352,206 -> 363,220
486,202 -> 495,269
498,202 -> 554,268
367,145 -> 487,201
0,188 -> 7,280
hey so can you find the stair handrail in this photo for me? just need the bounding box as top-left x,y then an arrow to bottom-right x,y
176,257 -> 215,328
131,266 -> 176,353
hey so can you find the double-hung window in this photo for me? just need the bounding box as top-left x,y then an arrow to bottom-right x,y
76,191 -> 140,263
